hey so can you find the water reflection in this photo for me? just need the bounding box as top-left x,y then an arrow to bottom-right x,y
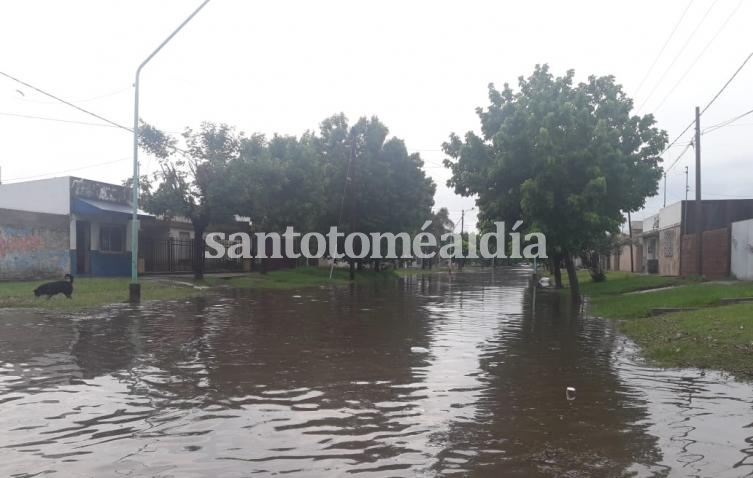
0,268 -> 751,477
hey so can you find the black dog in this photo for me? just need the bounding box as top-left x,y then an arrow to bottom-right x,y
34,274 -> 74,299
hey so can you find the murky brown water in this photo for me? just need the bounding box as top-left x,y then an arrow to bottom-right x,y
1,268 -> 752,477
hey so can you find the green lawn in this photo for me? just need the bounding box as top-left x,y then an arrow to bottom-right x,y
621,304 -> 753,378
0,277 -> 204,311
584,277 -> 753,319
569,270 -> 690,297
208,267 -> 398,289
0,267 -> 400,311
570,271 -> 753,378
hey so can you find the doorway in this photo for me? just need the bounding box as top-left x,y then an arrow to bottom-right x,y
76,220 -> 91,274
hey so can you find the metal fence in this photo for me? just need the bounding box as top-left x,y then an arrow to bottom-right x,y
140,238 -> 243,274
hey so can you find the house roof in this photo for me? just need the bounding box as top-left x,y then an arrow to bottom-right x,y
73,198 -> 152,218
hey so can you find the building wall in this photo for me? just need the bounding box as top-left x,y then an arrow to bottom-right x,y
683,200 -> 753,234
0,208 -> 70,280
70,177 -> 130,203
0,177 -> 71,215
659,202 -> 682,229
681,227 -> 730,279
731,219 -> 753,280
658,225 -> 681,276
69,214 -> 132,276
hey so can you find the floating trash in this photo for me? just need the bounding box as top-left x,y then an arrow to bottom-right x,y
537,277 -> 552,288
566,386 -> 576,401
410,346 -> 430,354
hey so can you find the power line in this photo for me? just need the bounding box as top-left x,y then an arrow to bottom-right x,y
0,111 -> 124,129
659,50 -> 753,155
637,0 -> 719,113
703,107 -> 753,134
16,85 -> 131,105
652,0 -> 744,113
700,50 -> 753,117
634,0 -> 695,96
666,141 -> 693,172
2,157 -> 130,184
1,72 -> 190,157
0,71 -> 131,131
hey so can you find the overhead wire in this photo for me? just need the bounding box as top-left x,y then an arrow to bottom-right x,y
2,157 -> 131,184
652,0 -> 745,113
658,50 -> 753,156
702,107 -> 753,134
633,0 -> 695,96
637,0 -> 719,113
0,111 -> 124,128
0,71 -> 131,131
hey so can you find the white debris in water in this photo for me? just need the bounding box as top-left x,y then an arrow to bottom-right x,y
292,295 -> 302,298
566,386 -> 576,401
410,346 -> 430,354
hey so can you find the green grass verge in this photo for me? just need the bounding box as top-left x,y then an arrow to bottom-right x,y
586,278 -> 753,319
0,277 -> 204,311
620,304 -> 753,378
569,270 -> 691,297
208,267 -> 398,289
0,268 -> 400,311
571,271 -> 753,377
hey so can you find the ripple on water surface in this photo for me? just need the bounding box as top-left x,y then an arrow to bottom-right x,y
1,269 -> 752,477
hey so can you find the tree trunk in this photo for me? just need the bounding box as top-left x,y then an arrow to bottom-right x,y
192,225 -> 205,280
349,259 -> 355,281
588,252 -> 605,282
553,253 -> 563,289
564,254 -> 580,302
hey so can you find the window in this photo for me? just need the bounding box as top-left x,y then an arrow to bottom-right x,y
100,225 -> 125,253
663,230 -> 675,257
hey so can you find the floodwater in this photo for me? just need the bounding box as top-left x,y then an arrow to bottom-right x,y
1,268 -> 752,477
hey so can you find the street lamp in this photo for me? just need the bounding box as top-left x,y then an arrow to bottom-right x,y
129,0 -> 211,302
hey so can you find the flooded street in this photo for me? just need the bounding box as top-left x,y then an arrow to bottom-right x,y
1,268 -> 752,477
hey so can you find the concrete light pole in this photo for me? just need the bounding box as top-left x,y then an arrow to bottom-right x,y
129,0 -> 211,302
459,207 -> 474,270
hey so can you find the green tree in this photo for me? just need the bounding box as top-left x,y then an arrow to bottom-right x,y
314,114 -> 436,275
444,65 -> 667,300
424,207 -> 454,268
139,122 -> 244,279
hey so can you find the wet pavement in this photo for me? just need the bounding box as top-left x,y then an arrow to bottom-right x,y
1,267 -> 752,477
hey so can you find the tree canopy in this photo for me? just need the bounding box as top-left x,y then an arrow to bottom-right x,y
443,65 -> 668,298
138,115 -> 437,277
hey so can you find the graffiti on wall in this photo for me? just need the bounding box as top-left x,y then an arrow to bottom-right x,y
0,226 -> 69,280
0,232 -> 44,258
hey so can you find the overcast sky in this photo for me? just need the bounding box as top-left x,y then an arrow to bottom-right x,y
2,0 -> 751,232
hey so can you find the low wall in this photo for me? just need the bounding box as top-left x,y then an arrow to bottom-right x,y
731,219 -> 753,280
681,227 -> 730,279
659,225 -> 681,276
0,208 -> 70,280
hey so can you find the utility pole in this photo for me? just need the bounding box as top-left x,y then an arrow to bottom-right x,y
663,172 -> 667,207
683,165 -> 689,252
627,211 -> 634,273
685,166 -> 689,201
129,0 -> 211,303
460,210 -> 465,271
349,139 -> 357,281
694,106 -> 703,277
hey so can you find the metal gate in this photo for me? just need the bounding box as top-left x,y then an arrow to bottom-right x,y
140,237 -> 243,274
